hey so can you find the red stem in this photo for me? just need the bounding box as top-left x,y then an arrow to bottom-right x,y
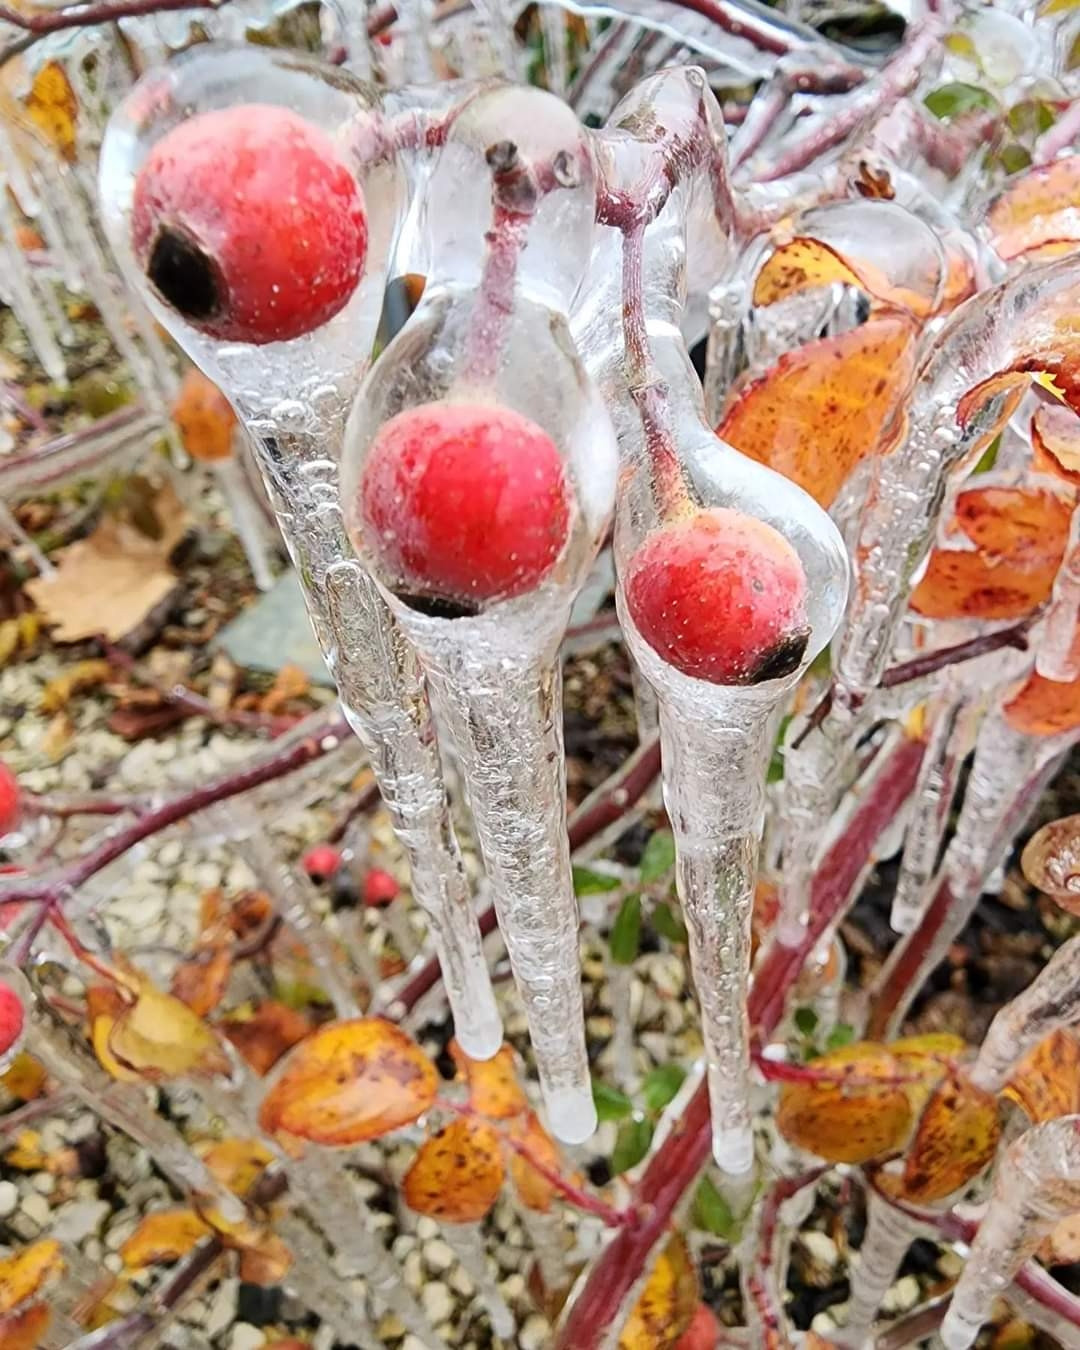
554,732 -> 927,1350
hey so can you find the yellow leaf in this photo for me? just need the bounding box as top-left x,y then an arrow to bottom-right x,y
619,1233 -> 699,1350
987,156 -> 1080,261
776,1043 -> 913,1164
171,369 -> 235,464
197,1138 -> 273,1199
0,1055 -> 46,1102
1003,1028 -> 1080,1122
0,1302 -> 51,1350
4,1131 -> 46,1172
120,1209 -> 211,1269
753,236 -> 935,317
87,984 -> 140,1083
108,979 -> 231,1082
718,314 -> 917,507
0,1240 -> 63,1315
450,1041 -> 528,1120
402,1117 -> 504,1222
258,1018 -> 438,1146
39,659 -> 111,714
900,1073 -> 1000,1202
507,1110 -> 563,1213
25,63 -> 77,163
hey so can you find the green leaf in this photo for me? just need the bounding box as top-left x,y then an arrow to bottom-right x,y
640,830 -> 676,884
692,1176 -> 737,1239
642,1063 -> 687,1113
611,1116 -> 653,1175
573,865 -> 621,896
971,433 -> 1001,474
924,82 -> 999,122
610,894 -> 642,966
999,144 -> 1032,175
767,715 -> 793,784
794,1007 -> 819,1037
825,1023 -> 857,1052
651,901 -> 687,945
593,1078 -> 634,1123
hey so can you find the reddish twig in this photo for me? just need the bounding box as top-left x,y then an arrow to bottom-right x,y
745,1166 -> 827,1345
0,0 -> 223,35
1035,97 -> 1080,165
554,733 -> 927,1350
752,1049 -> 942,1089
502,1128 -> 630,1227
22,791 -> 137,819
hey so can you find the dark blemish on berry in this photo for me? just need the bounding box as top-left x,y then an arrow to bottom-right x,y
748,625 -> 811,683
397,590 -> 481,621
148,226 -> 224,324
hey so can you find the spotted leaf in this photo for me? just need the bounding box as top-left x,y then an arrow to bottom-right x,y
619,1233 -> 699,1350
402,1117 -> 504,1222
900,1073 -> 1000,1202
776,1043 -> 913,1163
449,1041 -> 528,1120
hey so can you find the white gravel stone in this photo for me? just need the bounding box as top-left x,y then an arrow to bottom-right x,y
205,1277 -> 239,1338
31,1173 -> 56,1196
50,1199 -> 109,1244
421,1281 -> 453,1324
403,1250 -> 423,1291
0,1183 -> 17,1217
20,1191 -> 49,1227
423,1238 -> 455,1272
105,1216 -> 138,1251
228,1323 -> 266,1350
449,1266 -> 475,1298
402,1338 -> 431,1350
497,1274 -> 525,1302
883,1275 -> 921,1314
800,1230 -> 838,1269
519,1314 -> 550,1349
415,1216 -> 439,1240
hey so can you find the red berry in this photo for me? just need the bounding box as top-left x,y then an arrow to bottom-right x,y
625,508 -> 810,685
302,843 -> 343,883
358,403 -> 571,611
674,1304 -> 721,1350
132,105 -> 367,345
0,763 -> 20,836
362,868 -> 400,907
0,979 -> 24,1060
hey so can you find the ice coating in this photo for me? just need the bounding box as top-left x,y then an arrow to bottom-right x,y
841,1182 -> 926,1346
1036,502 -> 1080,682
99,44 -> 503,1062
941,1118 -> 1080,1350
579,68 -> 847,1172
343,82 -> 618,1143
1021,813 -> 1080,911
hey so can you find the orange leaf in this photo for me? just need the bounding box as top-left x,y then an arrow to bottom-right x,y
900,1073 -> 1000,1202
1002,1029 -> 1080,1123
910,550 -> 1060,620
0,1055 -> 47,1102
171,369 -> 235,463
1021,815 -> 1080,913
170,943 -> 232,1018
197,1138 -> 274,1198
0,1241 -> 63,1315
258,1018 -> 438,1146
237,1233 -> 293,1287
25,63 -> 77,163
949,486 -> 1074,566
108,979 -> 231,1081
221,1002 -> 313,1077
987,156 -> 1080,261
619,1233 -> 699,1350
753,236 -> 933,316
87,984 -> 140,1084
776,1043 -> 913,1164
0,1303 -> 50,1350
3,1131 -> 46,1172
1003,668 -> 1080,736
402,1117 -> 504,1222
119,1209 -> 211,1269
1032,402 -> 1080,486
450,1041 -> 528,1120
718,314 -> 917,507
507,1110 -> 563,1213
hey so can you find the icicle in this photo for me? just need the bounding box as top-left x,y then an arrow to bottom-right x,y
1037,499 -> 1080,681
0,188 -> 67,383
890,689 -> 968,935
469,0 -> 521,78
941,1117 -> 1080,1350
518,1202 -> 569,1297
841,1183 -> 927,1347
971,933 -> 1080,1094
0,499 -> 54,576
442,1221 -> 516,1339
342,85 -> 618,1142
539,2 -> 569,97
210,451 -> 277,593
99,46 -> 503,1062
607,956 -> 639,1093
276,1217 -> 384,1350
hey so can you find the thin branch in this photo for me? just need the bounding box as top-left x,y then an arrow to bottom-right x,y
745,1166 -> 828,1345
1035,97 -> 1080,165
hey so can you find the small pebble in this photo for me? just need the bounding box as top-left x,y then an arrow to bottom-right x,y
0,1182 -> 17,1218
519,1314 -> 550,1349
883,1274 -> 921,1314
31,1173 -> 56,1197
800,1230 -> 838,1269
228,1323 -> 266,1350
416,1216 -> 439,1240
424,1238 -> 455,1273
404,1250 -> 423,1291
20,1191 -> 49,1227
421,1282 -> 454,1324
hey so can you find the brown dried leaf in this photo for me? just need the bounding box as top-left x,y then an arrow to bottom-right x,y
39,659 -> 111,714
259,664 -> 310,716
449,1041 -> 528,1120
1003,669 -> 1080,736
0,1240 -> 63,1315
170,944 -> 232,1018
221,1002 -> 313,1077
120,1209 -> 211,1269
619,1233 -> 699,1350
717,314 -> 917,507
237,1233 -> 293,1287
506,1110 -> 563,1213
776,1043 -> 914,1164
1003,1028 -> 1080,1123
900,1073 -> 1000,1202
0,1302 -> 50,1350
108,979 -> 231,1082
402,1117 -> 505,1222
25,484 -> 190,644
258,1018 -> 438,1145
25,63 -> 77,163
172,369 -> 235,463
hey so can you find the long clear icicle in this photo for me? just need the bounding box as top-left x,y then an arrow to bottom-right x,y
211,452 -> 277,593
841,1184 -> 926,1347
98,47 -> 502,1061
941,1118 -> 1080,1350
0,187 -> 67,383
442,1221 -> 516,1339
